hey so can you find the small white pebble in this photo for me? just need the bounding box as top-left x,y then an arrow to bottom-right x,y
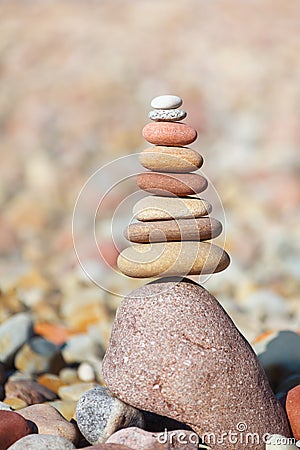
77,362 -> 95,382
151,94 -> 182,110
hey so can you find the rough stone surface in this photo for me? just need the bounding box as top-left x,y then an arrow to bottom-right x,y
286,385 -> 300,440
107,427 -> 200,449
17,403 -> 80,445
133,196 -> 212,221
150,95 -> 182,110
76,386 -> 144,445
0,313 -> 34,365
6,434 -> 75,449
102,278 -> 290,450
136,172 -> 207,197
124,217 -> 222,243
117,242 -> 230,278
139,146 -> 203,173
148,109 -> 187,122
142,123 -> 197,146
0,410 -> 32,450
5,379 -> 57,405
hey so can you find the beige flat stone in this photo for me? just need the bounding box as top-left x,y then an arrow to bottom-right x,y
139,146 -> 203,172
117,241 -> 230,278
133,196 -> 212,221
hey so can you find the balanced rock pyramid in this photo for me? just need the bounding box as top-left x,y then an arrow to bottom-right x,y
118,94 -> 230,279
102,95 -> 290,450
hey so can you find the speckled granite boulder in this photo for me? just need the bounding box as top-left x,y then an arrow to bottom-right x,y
76,386 -> 144,445
102,278 -> 290,450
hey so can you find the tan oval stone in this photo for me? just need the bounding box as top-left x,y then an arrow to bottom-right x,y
142,122 -> 197,146
136,172 -> 207,197
133,196 -> 212,221
117,242 -> 230,278
139,146 -> 203,173
124,217 -> 222,243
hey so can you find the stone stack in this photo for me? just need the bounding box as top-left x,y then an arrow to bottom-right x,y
118,95 -> 230,279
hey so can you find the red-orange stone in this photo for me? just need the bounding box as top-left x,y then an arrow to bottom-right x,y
0,410 -> 32,450
136,172 -> 208,197
142,122 -> 197,146
286,384 -> 300,439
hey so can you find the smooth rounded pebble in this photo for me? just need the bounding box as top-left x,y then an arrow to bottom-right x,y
107,427 -> 200,449
6,434 -> 75,449
148,109 -> 187,122
83,445 -> 133,449
142,122 -> 197,146
150,95 -> 182,110
265,434 -> 298,449
102,278 -> 291,450
5,379 -> 57,405
286,385 -> 300,440
0,313 -> 33,365
14,336 -> 61,375
76,386 -> 144,445
0,410 -> 31,450
17,403 -> 80,445
136,172 -> 207,197
117,241 -> 230,278
139,146 -> 203,173
124,217 -> 222,243
133,196 -> 212,221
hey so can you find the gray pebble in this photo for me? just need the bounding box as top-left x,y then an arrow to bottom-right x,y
6,434 -> 75,449
76,386 -> 144,445
0,313 -> 33,365
148,109 -> 187,122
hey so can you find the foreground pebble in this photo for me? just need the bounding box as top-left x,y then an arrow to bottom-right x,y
107,427 -> 200,450
133,196 -> 212,221
117,241 -> 230,277
5,379 -> 57,405
150,95 -> 182,109
0,313 -> 33,365
136,172 -> 207,196
0,410 -> 31,450
103,278 -> 290,449
7,434 -> 75,449
124,217 -> 222,243
138,146 -> 203,172
286,385 -> 300,440
142,122 -> 197,146
17,403 -> 80,445
76,386 -> 144,445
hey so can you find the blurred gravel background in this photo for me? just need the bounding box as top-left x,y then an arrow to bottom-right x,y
0,0 -> 299,344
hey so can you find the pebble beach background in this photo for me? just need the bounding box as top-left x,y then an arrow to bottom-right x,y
0,1 -> 299,443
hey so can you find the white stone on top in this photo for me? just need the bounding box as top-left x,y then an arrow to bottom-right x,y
150,95 -> 182,110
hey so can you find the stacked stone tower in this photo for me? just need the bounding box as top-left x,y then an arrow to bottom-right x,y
118,94 -> 230,279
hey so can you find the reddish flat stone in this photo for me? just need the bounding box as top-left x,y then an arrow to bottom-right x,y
142,122 -> 197,146
136,172 -> 207,197
286,384 -> 300,439
0,410 -> 31,450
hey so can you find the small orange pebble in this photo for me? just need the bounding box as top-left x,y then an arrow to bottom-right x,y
34,322 -> 74,346
252,330 -> 276,345
286,384 -> 300,439
37,374 -> 65,395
